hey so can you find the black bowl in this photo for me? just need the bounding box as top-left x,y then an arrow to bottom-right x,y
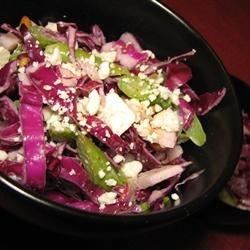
0,0 -> 242,237
197,76 -> 250,229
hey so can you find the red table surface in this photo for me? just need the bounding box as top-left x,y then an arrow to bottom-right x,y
163,0 -> 250,85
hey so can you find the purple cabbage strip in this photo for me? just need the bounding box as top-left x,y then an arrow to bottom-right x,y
175,169 -> 205,190
91,25 -> 106,47
123,127 -> 161,170
167,49 -> 196,64
27,64 -> 77,116
179,98 -> 195,130
192,88 -> 226,116
148,175 -> 180,205
85,115 -> 130,155
119,32 -> 142,52
0,96 -> 21,146
67,25 -> 77,62
0,23 -> 22,39
136,161 -> 190,190
77,79 -> 102,96
101,40 -> 148,69
0,160 -> 23,182
0,121 -> 21,146
34,24 -> 67,44
76,24 -> 106,50
46,191 -> 99,212
143,60 -> 168,75
181,83 -> 200,101
19,83 -> 46,190
0,96 -> 19,125
0,60 -> 18,94
59,156 -> 103,204
165,62 -> 192,91
20,24 -> 44,63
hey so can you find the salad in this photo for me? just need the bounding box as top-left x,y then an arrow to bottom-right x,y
219,110 -> 250,211
0,16 -> 226,214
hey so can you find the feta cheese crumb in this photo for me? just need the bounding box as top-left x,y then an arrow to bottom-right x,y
105,178 -> 117,186
183,94 -> 191,102
98,192 -> 117,208
0,46 -> 10,69
69,169 -> 76,176
139,64 -> 148,72
0,150 -> 8,161
171,193 -> 180,201
86,89 -> 100,115
45,22 -> 58,32
144,50 -> 155,59
57,89 -> 69,100
53,79 -> 61,85
43,85 -> 52,91
99,92 -> 135,135
98,61 -> 110,79
151,108 -> 180,132
113,154 -> 125,163
45,47 -> 62,65
92,49 -> 117,62
121,160 -> 143,178
170,88 -> 181,105
98,170 -> 106,179
171,193 -> 181,205
154,104 -> 162,113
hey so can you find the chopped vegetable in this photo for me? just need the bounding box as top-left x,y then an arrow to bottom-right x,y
0,16 -> 226,214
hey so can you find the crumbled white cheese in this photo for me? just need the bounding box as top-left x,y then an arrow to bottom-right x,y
105,178 -> 117,187
183,94 -> 191,102
151,108 -> 180,132
0,46 -> 10,69
98,192 -> 117,208
126,98 -> 154,123
139,64 -> 148,72
144,50 -> 155,59
61,62 -> 81,77
113,154 -> 125,163
98,92 -> 135,135
92,49 -> 117,62
43,85 -> 52,91
86,89 -> 100,115
32,61 -> 39,69
77,97 -> 89,116
98,170 -> 106,179
53,79 -> 61,85
45,22 -> 58,32
170,88 -> 181,105
171,193 -> 180,201
98,61 -> 110,80
154,104 -> 162,113
45,47 -> 62,65
69,169 -> 76,176
0,150 -> 8,161
158,86 -> 170,100
121,160 -> 143,178
57,89 -> 69,100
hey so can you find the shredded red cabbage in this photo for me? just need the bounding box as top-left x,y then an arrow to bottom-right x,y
19,83 -> 46,190
0,16 -> 226,214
